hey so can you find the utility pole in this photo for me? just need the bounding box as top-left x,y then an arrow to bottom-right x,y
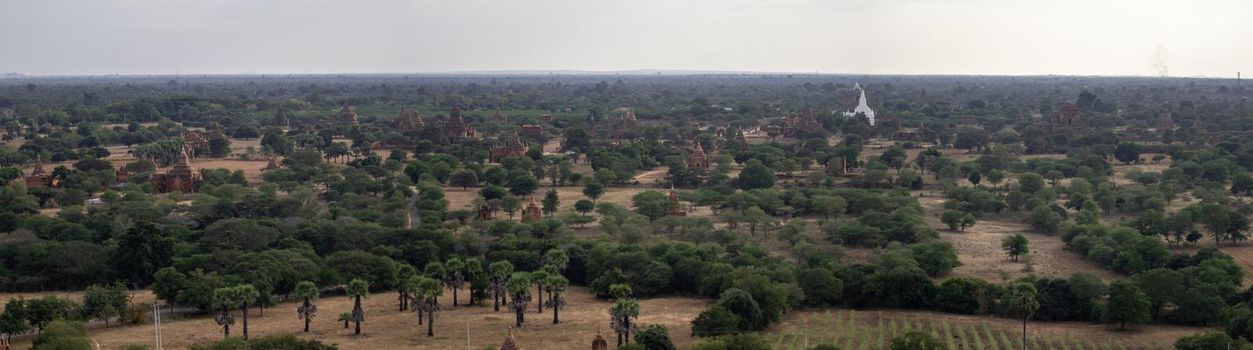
153,303 -> 163,350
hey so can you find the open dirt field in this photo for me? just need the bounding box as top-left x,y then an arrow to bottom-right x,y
38,287 -> 708,350
916,193 -> 1121,282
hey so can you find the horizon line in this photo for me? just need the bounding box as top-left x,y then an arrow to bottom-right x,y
0,69 -> 1240,80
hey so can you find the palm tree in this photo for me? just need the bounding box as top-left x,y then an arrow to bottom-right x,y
415,276 -> 443,337
295,281 -> 319,333
506,272 -> 532,328
235,285 -> 260,340
530,269 -> 552,313
1007,281 -> 1040,350
445,257 -> 465,307
211,287 -> 238,339
345,279 -> 370,336
545,249 -> 569,273
489,261 -> 514,312
394,265 -> 418,311
545,275 -> 569,324
337,312 -> 352,329
609,284 -> 639,347
464,258 -> 485,305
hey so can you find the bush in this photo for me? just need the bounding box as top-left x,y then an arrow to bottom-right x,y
634,324 -> 676,350
691,306 -> 742,337
1175,331 -> 1253,350
32,321 -> 92,350
689,334 -> 772,350
189,335 -> 338,350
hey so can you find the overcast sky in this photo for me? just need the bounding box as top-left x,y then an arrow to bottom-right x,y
1,0 -> 1249,77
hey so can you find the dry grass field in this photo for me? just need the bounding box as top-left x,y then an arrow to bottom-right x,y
14,287 -> 707,350
763,308 -> 1198,350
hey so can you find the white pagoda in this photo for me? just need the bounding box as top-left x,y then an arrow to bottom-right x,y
841,83 -> 876,126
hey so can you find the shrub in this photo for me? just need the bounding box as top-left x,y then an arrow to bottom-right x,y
634,324 -> 676,350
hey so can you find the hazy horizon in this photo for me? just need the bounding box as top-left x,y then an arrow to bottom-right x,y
2,0 -> 1250,77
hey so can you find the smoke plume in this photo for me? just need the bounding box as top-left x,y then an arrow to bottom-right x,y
1152,46 -> 1169,77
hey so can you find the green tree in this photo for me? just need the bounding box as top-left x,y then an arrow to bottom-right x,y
445,258 -> 465,307
489,261 -> 515,312
1004,281 -> 1039,350
940,210 -> 963,231
80,282 -> 128,326
542,188 -> 560,217
632,190 -> 676,221
112,221 -> 174,288
294,281 -> 319,333
737,162 -> 776,190
1105,280 -> 1151,330
610,284 -> 641,347
345,279 -> 369,335
574,199 -> 595,216
690,306 -> 741,337
634,324 -> 676,350
583,181 -> 605,202
234,285 -> 260,340
212,287 -> 239,338
415,276 -> 443,336
449,169 -> 479,190
1114,142 -> 1143,164
1131,268 -> 1184,321
879,146 -> 907,171
1001,234 -> 1029,262
545,275 -> 569,324
507,272 -> 532,328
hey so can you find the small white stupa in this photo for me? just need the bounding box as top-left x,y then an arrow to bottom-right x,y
841,83 -> 876,126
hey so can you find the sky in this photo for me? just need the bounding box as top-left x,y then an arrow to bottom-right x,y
0,0 -> 1249,77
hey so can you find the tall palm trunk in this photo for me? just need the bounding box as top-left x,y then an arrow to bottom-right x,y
493,290 -> 500,311
536,287 -> 543,313
427,307 -> 435,336
242,302 -> 250,340
452,287 -> 458,307
1021,316 -> 1028,350
221,306 -> 231,338
302,299 -> 311,332
552,296 -> 560,324
515,308 -> 524,328
353,296 -> 362,335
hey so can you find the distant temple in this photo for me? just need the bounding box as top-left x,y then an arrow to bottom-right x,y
668,187 -> 687,216
444,107 -> 476,141
24,160 -> 51,188
493,108 -> 507,123
395,107 -> 425,130
151,148 -> 198,193
338,103 -> 359,126
1049,103 -> 1081,128
522,198 -> 542,222
621,108 -> 639,126
520,124 -> 544,137
183,131 -> 210,159
490,133 -> 528,163
783,110 -> 822,138
842,83 -> 876,126
687,142 -> 710,169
